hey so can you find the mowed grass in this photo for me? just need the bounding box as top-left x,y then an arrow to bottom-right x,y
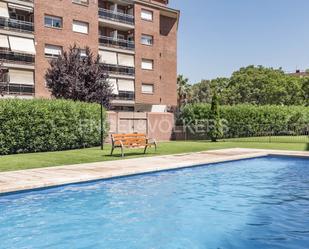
226,135 -> 309,143
0,138 -> 308,172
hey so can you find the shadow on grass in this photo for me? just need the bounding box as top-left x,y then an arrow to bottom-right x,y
306,143 -> 309,151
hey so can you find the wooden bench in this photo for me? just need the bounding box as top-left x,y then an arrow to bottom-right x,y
110,133 -> 157,157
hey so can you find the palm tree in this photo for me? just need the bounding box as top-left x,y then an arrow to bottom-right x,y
177,75 -> 191,108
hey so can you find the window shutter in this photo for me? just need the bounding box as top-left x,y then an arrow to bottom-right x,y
118,53 -> 135,67
118,79 -> 135,92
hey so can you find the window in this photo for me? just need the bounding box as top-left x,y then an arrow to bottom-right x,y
141,34 -> 153,46
72,0 -> 89,5
118,79 -> 135,92
117,9 -> 125,14
118,53 -> 135,67
99,50 -> 117,65
1,69 -> 9,83
72,20 -> 89,34
9,36 -> 36,54
109,4 -> 116,12
9,69 -> 34,85
110,30 -> 117,39
142,84 -> 154,94
117,34 -> 125,40
128,34 -> 134,42
0,2 -> 9,18
141,9 -> 153,21
108,78 -> 118,95
44,44 -> 62,58
44,15 -> 62,28
141,59 -> 153,70
0,34 -> 9,49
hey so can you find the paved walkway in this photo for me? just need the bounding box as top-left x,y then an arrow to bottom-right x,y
0,148 -> 308,194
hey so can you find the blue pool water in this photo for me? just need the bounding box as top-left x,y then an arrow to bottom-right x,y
0,156 -> 309,249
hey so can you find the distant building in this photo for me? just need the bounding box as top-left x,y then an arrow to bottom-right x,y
288,70 -> 309,78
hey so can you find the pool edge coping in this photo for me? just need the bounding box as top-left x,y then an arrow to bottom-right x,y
0,148 -> 308,195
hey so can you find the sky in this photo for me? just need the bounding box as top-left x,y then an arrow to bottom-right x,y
170,0 -> 309,83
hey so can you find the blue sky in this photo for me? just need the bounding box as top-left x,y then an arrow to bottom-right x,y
170,0 -> 309,83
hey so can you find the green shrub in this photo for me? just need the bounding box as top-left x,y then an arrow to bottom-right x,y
180,104 -> 309,138
208,91 -> 223,142
0,99 -> 108,155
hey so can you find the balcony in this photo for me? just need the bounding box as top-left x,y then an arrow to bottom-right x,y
6,0 -> 34,3
0,50 -> 35,64
0,17 -> 34,33
99,36 -> 134,51
113,91 -> 135,101
105,64 -> 135,76
0,83 -> 34,96
98,8 -> 134,26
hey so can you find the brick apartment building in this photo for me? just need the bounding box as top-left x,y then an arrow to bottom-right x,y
0,0 -> 179,112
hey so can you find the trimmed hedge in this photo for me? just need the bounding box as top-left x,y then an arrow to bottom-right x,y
0,99 -> 108,155
180,104 -> 309,138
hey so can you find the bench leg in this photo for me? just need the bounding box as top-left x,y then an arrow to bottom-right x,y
121,147 -> 124,157
143,145 -> 148,154
110,146 -> 114,156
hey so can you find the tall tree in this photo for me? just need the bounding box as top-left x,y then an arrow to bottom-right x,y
177,75 -> 191,107
208,91 -> 223,142
46,45 -> 112,108
301,77 -> 309,106
190,79 -> 212,104
190,77 -> 229,104
220,65 -> 305,105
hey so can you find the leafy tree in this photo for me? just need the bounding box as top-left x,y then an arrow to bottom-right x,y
190,77 -> 229,104
208,91 -> 223,142
177,75 -> 191,107
220,65 -> 305,105
301,77 -> 309,106
181,65 -> 307,107
211,77 -> 229,93
46,45 -> 112,108
190,79 -> 212,104
283,75 -> 305,105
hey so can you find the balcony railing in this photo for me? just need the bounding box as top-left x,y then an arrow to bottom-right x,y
113,91 -> 135,101
0,50 -> 35,64
99,36 -> 134,50
105,64 -> 135,76
98,8 -> 134,25
0,83 -> 35,96
0,17 -> 34,33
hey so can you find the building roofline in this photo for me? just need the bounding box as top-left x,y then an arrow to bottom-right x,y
135,0 -> 179,15
135,0 -> 180,29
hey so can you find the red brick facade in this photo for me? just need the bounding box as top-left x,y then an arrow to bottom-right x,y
134,1 -> 178,110
1,0 -> 179,111
34,0 -> 99,98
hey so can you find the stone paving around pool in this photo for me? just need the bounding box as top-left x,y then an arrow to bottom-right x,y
0,148 -> 308,194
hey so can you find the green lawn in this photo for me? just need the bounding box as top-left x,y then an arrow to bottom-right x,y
0,140 -> 308,172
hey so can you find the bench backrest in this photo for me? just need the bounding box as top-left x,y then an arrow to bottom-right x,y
111,133 -> 148,147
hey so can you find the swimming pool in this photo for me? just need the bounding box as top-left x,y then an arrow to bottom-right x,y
0,156 -> 308,249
